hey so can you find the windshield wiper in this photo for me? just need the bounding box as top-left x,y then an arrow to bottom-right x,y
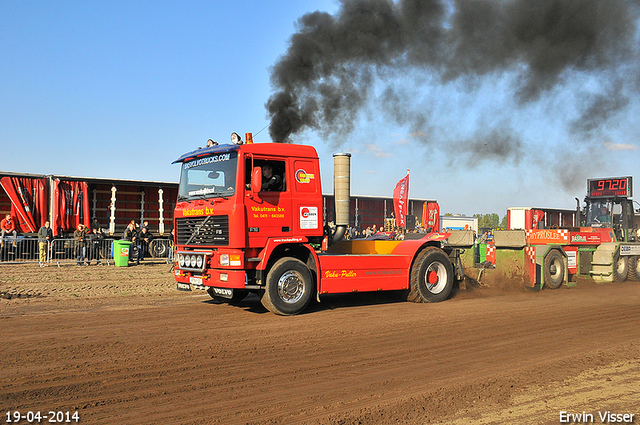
209,193 -> 230,200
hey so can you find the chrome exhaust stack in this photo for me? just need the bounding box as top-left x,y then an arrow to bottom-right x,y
332,152 -> 351,244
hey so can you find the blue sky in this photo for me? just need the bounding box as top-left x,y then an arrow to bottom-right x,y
1,0 -> 638,217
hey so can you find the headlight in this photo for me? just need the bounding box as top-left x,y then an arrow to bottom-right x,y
185,255 -> 191,267
220,254 -> 229,266
190,255 -> 197,267
178,254 -> 185,267
196,256 -> 203,268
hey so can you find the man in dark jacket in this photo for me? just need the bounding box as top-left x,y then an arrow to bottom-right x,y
261,163 -> 282,191
88,227 -> 104,265
136,226 -> 153,265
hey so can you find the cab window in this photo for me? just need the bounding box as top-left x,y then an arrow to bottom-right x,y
245,158 -> 286,192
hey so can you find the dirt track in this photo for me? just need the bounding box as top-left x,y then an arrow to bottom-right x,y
1,263 -> 639,424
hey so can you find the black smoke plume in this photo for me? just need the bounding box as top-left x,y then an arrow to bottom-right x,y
267,0 -> 639,165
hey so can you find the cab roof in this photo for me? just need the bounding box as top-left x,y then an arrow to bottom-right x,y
172,143 -> 319,164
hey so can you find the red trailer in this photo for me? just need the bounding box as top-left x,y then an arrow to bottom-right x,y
0,172 -> 178,257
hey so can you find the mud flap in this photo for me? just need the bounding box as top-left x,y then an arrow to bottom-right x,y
449,249 -> 470,289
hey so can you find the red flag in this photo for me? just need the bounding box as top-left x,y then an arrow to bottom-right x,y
393,171 -> 409,227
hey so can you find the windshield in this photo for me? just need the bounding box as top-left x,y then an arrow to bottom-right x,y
586,200 -> 613,228
178,151 -> 238,200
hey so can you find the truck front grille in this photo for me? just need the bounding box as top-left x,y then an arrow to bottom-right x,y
176,215 -> 229,246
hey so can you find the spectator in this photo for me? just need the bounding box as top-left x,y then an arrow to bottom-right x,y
88,227 -> 104,265
168,229 -> 174,263
37,220 -> 53,267
1,213 -> 17,248
136,226 -> 153,265
123,223 -> 136,241
261,163 -> 282,191
206,139 -> 218,147
231,132 -> 243,145
91,218 -> 101,232
74,224 -> 89,266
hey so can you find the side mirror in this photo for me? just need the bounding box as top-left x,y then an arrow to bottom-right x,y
251,167 -> 262,193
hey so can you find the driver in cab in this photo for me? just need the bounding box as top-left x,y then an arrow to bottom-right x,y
597,206 -> 611,223
261,163 -> 282,191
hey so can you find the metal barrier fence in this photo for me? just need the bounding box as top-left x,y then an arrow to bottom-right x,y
0,236 -> 172,266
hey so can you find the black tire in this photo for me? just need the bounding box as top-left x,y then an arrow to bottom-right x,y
543,250 -> 565,289
149,239 -> 168,258
261,257 -> 314,315
629,256 -> 640,281
407,247 -> 454,303
613,252 -> 629,282
207,287 -> 249,304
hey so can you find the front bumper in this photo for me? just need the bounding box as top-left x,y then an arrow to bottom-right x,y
174,268 -> 247,289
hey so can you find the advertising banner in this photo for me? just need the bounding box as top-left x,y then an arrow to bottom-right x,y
393,172 -> 409,228
0,176 -> 48,232
52,179 -> 90,235
422,202 -> 440,232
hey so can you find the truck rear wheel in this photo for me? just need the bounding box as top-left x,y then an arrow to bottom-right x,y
407,247 -> 453,303
629,256 -> 640,281
543,250 -> 565,289
613,252 -> 629,282
262,257 -> 314,315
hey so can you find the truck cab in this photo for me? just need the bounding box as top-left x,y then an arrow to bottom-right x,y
173,141 -> 323,292
584,198 -> 638,242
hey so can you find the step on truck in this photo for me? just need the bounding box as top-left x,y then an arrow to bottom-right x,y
461,176 -> 640,289
171,135 -> 465,315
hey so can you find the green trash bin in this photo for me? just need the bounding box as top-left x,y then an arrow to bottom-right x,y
479,243 -> 487,263
114,240 -> 132,267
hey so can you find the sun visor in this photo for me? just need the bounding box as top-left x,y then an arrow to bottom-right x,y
172,144 -> 238,164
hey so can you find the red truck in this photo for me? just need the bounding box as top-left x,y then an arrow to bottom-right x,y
172,136 -> 465,315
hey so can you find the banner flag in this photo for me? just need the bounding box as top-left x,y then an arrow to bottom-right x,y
393,171 -> 409,228
422,202 -> 440,233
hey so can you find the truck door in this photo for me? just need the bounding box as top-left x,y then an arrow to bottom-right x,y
292,159 -> 322,237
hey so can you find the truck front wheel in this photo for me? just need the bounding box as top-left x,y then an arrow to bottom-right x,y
262,257 -> 314,315
407,247 -> 454,303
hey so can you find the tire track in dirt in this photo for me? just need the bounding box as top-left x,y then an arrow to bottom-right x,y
2,265 -> 639,424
